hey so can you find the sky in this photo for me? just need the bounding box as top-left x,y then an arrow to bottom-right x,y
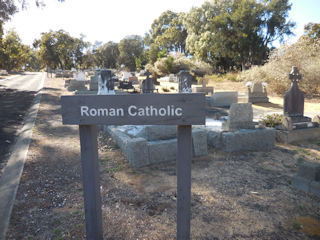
3,0 -> 320,47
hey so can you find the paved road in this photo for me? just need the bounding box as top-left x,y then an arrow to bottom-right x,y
0,72 -> 45,240
0,72 -> 44,92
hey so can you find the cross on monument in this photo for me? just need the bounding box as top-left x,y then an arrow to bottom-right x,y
289,66 -> 302,83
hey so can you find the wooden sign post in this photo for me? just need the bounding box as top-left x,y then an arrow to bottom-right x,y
61,93 -> 205,240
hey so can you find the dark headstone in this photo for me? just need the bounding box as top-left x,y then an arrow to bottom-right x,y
178,70 -> 193,93
282,66 -> 311,129
98,69 -> 115,95
142,71 -> 155,93
284,66 -> 304,118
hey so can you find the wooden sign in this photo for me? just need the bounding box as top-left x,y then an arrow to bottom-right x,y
61,93 -> 205,125
61,93 -> 206,240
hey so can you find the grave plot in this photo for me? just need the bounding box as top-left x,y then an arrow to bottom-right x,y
276,66 -> 320,143
105,125 -> 207,167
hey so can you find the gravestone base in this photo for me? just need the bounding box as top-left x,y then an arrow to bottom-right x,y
292,162 -> 320,197
67,80 -> 87,91
105,125 -> 208,168
248,96 -> 269,103
207,128 -> 275,152
192,86 -> 214,95
222,121 -> 256,131
276,127 -> 320,143
208,92 -> 238,107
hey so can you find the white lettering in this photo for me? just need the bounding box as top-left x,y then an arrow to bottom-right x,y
80,106 -> 89,116
175,108 -> 183,116
97,108 -> 108,116
159,108 -> 166,116
128,105 -> 137,116
89,108 -> 97,116
117,108 -> 124,116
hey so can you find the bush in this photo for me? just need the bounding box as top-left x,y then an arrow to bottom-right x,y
238,37 -> 320,97
260,114 -> 283,128
152,53 -> 212,77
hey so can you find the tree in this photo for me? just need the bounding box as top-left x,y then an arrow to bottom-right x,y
37,30 -> 86,69
148,10 -> 187,53
0,0 -> 17,38
184,0 -> 295,71
118,35 -> 144,71
94,41 -> 119,69
304,22 -> 320,40
0,30 -> 31,71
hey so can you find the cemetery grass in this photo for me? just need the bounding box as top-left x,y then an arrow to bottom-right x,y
6,77 -> 320,240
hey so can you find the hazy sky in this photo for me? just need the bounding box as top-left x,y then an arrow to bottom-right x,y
4,0 -> 320,47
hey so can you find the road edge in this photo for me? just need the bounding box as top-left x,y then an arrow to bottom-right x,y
0,72 -> 46,240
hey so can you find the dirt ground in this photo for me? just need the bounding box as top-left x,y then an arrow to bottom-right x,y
5,77 -> 320,239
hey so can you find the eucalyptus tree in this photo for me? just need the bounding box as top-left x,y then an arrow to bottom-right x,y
36,30 -> 86,70
94,41 -> 119,69
148,10 -> 187,54
184,0 -> 295,71
118,35 -> 144,71
0,30 -> 31,71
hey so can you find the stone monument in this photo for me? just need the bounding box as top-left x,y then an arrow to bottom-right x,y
192,79 -> 214,95
98,69 -> 115,95
178,70 -> 193,93
282,66 -> 314,130
142,71 -> 155,93
222,103 -> 255,131
247,82 -> 269,103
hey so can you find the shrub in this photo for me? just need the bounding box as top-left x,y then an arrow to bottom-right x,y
261,114 -> 283,128
152,53 -> 212,77
238,36 -> 320,97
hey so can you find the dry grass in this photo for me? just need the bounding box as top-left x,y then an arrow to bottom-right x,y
238,37 -> 320,97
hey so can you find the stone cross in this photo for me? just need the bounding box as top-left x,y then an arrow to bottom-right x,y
178,70 -> 192,93
283,66 -> 304,118
142,71 -> 155,93
98,69 -> 115,95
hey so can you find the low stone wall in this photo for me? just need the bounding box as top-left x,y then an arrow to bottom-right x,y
105,126 -> 208,168
276,128 -> 320,143
207,128 -> 275,152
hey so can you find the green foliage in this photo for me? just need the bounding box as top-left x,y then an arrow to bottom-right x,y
0,0 -> 17,38
94,41 -> 119,69
261,114 -> 283,128
238,33 -> 320,96
148,10 -> 187,53
118,35 -> 144,71
184,0 -> 294,71
304,22 -> 320,40
152,53 -> 212,77
36,30 -> 87,70
0,30 -> 32,71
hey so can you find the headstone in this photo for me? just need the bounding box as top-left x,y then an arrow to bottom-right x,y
178,70 -> 193,93
98,69 -> 115,95
222,103 -> 255,131
247,82 -> 269,103
292,162 -> 320,197
142,71 -> 155,93
0,70 -> 8,76
89,74 -> 99,91
192,79 -> 214,95
128,76 -> 139,84
209,92 -> 238,107
121,71 -> 131,81
283,66 -> 311,128
74,72 -> 86,81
